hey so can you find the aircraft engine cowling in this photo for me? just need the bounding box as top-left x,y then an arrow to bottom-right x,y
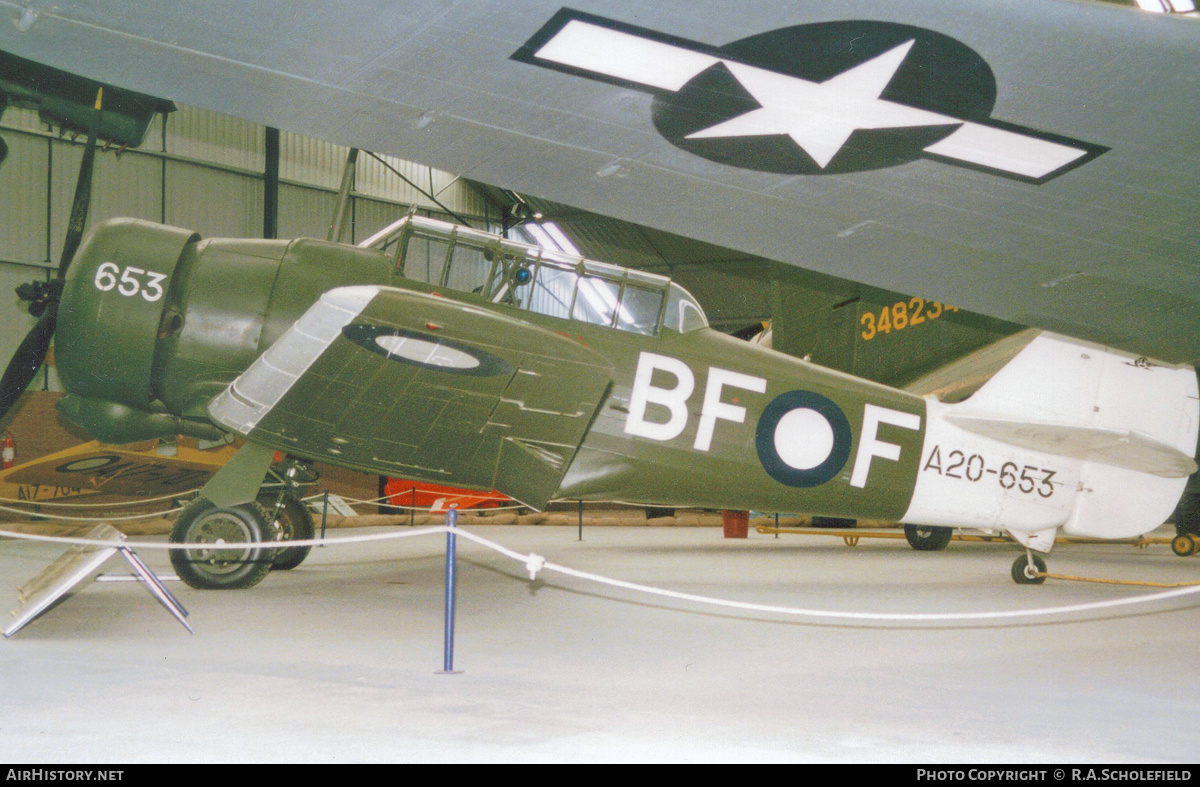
55,217 -> 394,444
57,218 -> 198,410
56,217 -> 292,443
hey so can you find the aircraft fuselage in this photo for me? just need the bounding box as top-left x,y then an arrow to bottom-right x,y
55,218 -> 1194,542
557,326 -> 926,520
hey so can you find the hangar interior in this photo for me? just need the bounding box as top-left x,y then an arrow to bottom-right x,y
0,58 -> 1198,765
0,96 -> 803,508
0,94 -> 1023,400
0,90 -> 1034,530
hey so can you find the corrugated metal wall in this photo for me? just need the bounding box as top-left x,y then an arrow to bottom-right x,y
0,102 -> 496,395
0,131 -> 51,264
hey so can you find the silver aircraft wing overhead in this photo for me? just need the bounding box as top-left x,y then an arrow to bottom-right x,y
1,0 -> 1198,363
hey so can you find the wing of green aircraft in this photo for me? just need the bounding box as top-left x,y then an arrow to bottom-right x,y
209,285 -> 613,509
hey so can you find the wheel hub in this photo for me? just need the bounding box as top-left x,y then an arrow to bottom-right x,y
186,513 -> 256,574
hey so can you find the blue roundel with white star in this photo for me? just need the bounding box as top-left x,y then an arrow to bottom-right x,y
756,390 -> 852,488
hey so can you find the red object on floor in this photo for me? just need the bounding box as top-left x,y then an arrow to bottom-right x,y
383,478 -> 510,511
722,510 -> 749,538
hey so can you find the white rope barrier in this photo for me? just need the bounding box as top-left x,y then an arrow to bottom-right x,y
327,492 -> 526,513
0,526 -> 446,550
0,488 -> 528,520
0,503 -> 184,522
0,488 -> 201,507
0,494 -> 519,523
3,525 -> 1199,626
300,492 -> 385,506
449,528 -> 1200,623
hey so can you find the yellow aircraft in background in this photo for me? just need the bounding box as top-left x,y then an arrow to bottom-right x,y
0,439 -> 236,505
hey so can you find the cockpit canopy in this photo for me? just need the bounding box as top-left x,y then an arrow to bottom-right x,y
360,215 -> 708,335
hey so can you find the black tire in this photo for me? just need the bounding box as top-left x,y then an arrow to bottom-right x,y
258,491 -> 315,570
1174,490 -> 1200,537
1011,553 -> 1048,585
169,499 -> 276,590
1171,533 -> 1197,558
904,524 -> 953,551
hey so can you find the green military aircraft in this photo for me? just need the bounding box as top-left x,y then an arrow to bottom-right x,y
1,212 -> 1195,590
4,0 -> 1200,592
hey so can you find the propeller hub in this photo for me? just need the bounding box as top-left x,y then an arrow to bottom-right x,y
16,279 -> 63,318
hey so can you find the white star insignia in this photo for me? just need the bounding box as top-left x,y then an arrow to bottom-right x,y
531,18 -> 1094,181
685,40 -> 960,168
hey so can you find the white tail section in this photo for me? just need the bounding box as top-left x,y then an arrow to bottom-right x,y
904,333 -> 1198,543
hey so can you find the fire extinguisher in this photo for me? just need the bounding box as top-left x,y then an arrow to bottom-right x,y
2,433 -> 14,470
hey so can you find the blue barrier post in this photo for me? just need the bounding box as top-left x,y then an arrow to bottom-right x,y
438,506 -> 462,674
320,490 -> 329,542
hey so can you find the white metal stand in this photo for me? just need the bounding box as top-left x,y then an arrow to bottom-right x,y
4,523 -> 191,638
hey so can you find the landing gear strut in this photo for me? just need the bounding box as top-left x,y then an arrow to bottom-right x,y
259,458 -> 317,571
168,446 -> 317,589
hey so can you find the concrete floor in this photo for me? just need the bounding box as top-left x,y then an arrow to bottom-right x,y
1,523 -> 1198,763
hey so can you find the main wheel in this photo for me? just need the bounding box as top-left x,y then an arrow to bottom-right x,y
904,524 -> 953,551
259,491 -> 315,570
1011,553 -> 1048,585
169,499 -> 276,590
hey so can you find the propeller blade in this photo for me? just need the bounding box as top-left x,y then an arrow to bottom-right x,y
0,306 -> 57,422
1,91 -> 101,422
57,87 -> 102,278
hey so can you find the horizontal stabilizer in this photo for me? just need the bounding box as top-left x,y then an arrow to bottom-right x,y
945,414 -> 1199,479
949,332 -> 1199,476
916,331 -> 1199,540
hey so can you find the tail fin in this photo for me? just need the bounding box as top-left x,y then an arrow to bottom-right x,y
948,333 -> 1198,479
905,332 -> 1198,543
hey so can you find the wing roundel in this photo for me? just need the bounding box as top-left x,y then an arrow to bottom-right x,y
209,285 -> 614,509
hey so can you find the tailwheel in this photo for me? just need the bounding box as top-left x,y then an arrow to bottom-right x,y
259,491 -> 315,570
1171,533 -> 1198,558
904,524 -> 953,551
169,499 -> 277,590
1011,552 -> 1048,585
